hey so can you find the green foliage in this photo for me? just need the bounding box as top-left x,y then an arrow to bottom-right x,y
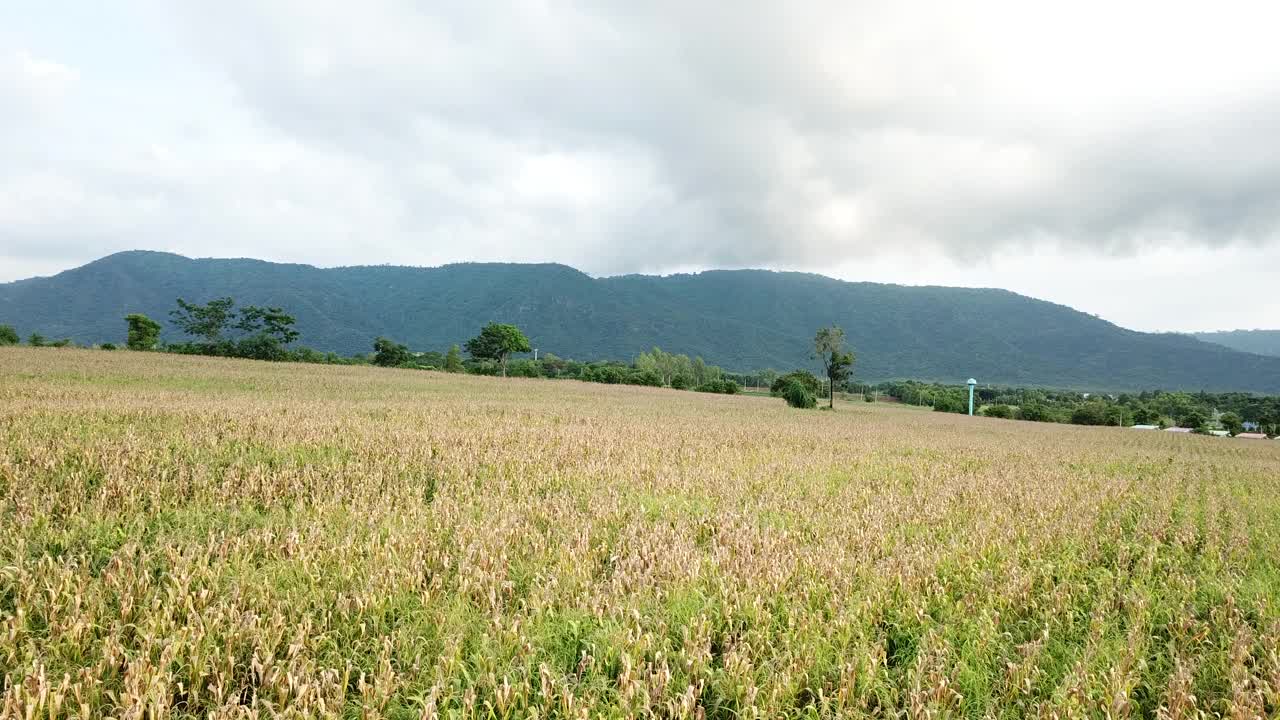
771,370 -> 820,397
0,324 -> 18,345
444,344 -> 464,373
170,297 -> 235,342
372,337 -> 413,368
1180,409 -> 1208,430
27,332 -> 45,347
813,326 -> 856,409
100,343 -> 117,350
981,404 -> 1013,419
13,251 -> 1280,392
465,323 -> 531,376
1017,403 -> 1055,422
627,370 -> 664,387
125,313 -> 162,351
695,379 -> 740,395
1220,412 -> 1243,435
234,305 -> 299,345
669,375 -> 690,390
782,379 -> 817,409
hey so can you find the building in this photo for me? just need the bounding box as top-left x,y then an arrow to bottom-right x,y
1130,424 -> 1159,430
1235,432 -> 1268,440
1164,427 -> 1193,433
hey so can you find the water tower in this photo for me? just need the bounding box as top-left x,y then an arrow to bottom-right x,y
967,378 -> 977,416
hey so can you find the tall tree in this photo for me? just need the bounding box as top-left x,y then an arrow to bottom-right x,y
125,314 -> 162,351
372,337 -> 413,368
464,323 -> 531,377
235,305 -> 299,345
0,324 -> 18,346
444,344 -> 464,373
171,297 -> 235,343
814,326 -> 856,410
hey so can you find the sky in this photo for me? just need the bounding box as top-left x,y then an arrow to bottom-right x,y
2,1 -> 1279,333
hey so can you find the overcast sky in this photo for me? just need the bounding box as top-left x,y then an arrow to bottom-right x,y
3,1 -> 1279,332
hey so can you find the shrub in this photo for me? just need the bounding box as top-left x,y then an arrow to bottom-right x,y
782,379 -> 817,409
0,324 -> 18,346
372,337 -> 413,368
1018,404 -> 1054,422
771,371 -> 820,398
100,343 -> 117,351
863,393 -> 875,403
696,379 -> 740,395
626,370 -> 663,387
670,375 -> 691,390
982,404 -> 1013,419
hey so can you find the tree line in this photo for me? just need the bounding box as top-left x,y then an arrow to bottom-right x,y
877,379 -> 1280,435
4,303 -> 1278,433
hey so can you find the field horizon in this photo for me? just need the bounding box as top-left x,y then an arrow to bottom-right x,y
2,347 -> 1278,718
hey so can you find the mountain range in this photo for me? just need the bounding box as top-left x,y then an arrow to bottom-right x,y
1191,330 -> 1280,358
3,250 -> 1280,393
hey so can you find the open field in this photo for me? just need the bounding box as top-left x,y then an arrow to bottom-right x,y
2,348 -> 1279,719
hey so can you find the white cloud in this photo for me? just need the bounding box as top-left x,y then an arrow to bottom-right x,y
1,0 -> 1279,331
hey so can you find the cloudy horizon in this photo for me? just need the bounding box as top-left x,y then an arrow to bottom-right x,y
4,1 -> 1279,333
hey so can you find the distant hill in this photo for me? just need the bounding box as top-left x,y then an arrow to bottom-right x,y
4,250 -> 1280,392
1192,330 -> 1280,358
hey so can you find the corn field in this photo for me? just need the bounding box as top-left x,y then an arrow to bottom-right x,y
2,348 -> 1279,719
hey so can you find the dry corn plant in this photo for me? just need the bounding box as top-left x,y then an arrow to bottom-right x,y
1,347 -> 1278,718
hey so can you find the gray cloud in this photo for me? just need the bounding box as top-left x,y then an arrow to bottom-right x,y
2,0 -> 1280,328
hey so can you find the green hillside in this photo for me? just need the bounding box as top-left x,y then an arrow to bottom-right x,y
1192,329 -> 1280,358
4,250 -> 1280,392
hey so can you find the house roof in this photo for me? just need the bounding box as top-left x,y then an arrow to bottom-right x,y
1164,427 -> 1193,433
1236,433 -> 1268,440
1130,424 -> 1159,430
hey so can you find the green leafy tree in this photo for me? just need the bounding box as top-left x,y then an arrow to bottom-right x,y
27,333 -> 46,347
235,306 -> 300,345
1219,412 -> 1243,435
171,297 -> 235,343
372,337 -> 413,368
0,324 -> 18,346
444,344 -> 464,373
125,313 -> 162,351
771,370 -> 821,397
782,379 -> 817,409
464,323 -> 531,377
1179,409 -> 1208,430
813,326 -> 855,410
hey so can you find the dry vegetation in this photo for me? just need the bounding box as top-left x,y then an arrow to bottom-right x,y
2,348 -> 1279,719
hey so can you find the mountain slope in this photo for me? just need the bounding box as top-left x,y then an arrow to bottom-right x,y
3,250 -> 1280,392
1192,330 -> 1280,358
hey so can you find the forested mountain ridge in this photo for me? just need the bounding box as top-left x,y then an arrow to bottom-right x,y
1193,330 -> 1280,358
4,250 -> 1280,392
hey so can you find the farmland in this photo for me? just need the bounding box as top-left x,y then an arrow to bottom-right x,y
2,348 -> 1279,718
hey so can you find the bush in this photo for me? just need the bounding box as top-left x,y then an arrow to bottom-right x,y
585,366 -> 626,384
100,343 -> 117,351
982,404 -> 1013,419
372,337 -> 413,368
670,375 -> 691,390
782,379 -> 817,409
0,324 -> 18,346
695,379 -> 740,395
625,370 -> 663,387
1018,404 -> 1054,422
863,393 -> 875,403
771,371 -> 820,397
